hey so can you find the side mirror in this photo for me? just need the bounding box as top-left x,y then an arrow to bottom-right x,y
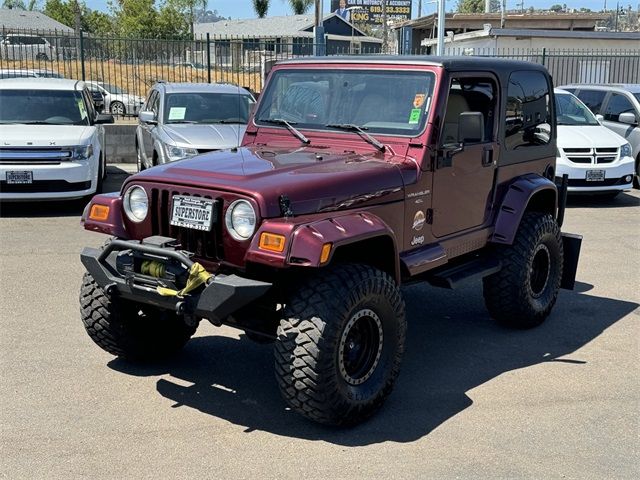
139,110 -> 156,124
596,114 -> 604,122
458,112 -> 485,144
95,113 -> 114,124
618,112 -> 637,125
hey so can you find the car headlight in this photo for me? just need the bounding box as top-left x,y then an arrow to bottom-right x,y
71,145 -> 94,160
123,185 -> 148,223
165,144 -> 198,162
225,199 -> 256,241
620,143 -> 632,158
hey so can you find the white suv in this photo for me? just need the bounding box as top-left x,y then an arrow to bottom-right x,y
0,78 -> 113,201
555,89 -> 635,197
0,34 -> 57,61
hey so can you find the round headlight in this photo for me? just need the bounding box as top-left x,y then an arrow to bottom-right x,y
225,199 -> 256,241
123,185 -> 148,223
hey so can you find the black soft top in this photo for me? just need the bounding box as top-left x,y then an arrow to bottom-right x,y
278,55 -> 550,80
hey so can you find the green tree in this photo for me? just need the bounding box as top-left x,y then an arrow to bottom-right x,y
549,4 -> 563,12
43,0 -> 113,34
252,0 -> 269,18
165,0 -> 207,38
456,0 -> 484,14
288,0 -> 313,15
2,0 -> 38,9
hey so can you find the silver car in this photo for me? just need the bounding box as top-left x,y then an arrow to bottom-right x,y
85,81 -> 144,116
560,84 -> 640,187
135,82 -> 255,170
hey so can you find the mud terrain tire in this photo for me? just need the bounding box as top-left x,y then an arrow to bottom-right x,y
275,264 -> 406,426
483,212 -> 563,329
80,273 -> 197,361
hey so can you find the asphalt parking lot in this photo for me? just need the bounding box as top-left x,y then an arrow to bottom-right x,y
1,168 -> 638,479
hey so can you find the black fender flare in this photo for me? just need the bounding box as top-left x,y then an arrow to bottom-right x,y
491,174 -> 558,245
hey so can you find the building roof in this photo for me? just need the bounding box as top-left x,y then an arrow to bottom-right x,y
396,12 -> 611,34
419,27 -> 640,45
0,8 -> 73,33
195,12 -> 370,39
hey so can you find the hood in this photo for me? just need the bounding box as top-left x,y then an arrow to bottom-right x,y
0,125 -> 93,147
162,123 -> 247,149
558,125 -> 627,149
133,146 -> 407,217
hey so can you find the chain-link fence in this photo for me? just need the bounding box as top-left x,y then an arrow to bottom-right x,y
2,28 -> 638,117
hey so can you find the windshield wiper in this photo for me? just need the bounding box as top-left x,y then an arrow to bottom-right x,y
325,124 -> 385,152
260,118 -> 310,145
0,121 -> 55,125
166,120 -> 199,124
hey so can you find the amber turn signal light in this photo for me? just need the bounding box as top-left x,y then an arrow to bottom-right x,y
89,204 -> 110,221
320,243 -> 332,264
259,232 -> 286,252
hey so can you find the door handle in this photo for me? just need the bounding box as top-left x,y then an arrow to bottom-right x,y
482,146 -> 493,167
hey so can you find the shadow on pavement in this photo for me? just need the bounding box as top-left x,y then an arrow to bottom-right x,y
566,191 -> 639,209
0,168 -> 130,218
108,282 -> 638,446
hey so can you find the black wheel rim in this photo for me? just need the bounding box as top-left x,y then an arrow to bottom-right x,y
530,244 -> 551,298
338,309 -> 383,386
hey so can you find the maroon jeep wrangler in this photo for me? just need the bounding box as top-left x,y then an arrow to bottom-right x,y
80,57 -> 581,426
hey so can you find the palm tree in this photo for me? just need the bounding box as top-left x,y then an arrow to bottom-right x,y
252,0 -> 269,18
288,0 -> 313,15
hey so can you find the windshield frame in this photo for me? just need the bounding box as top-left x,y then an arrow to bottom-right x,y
254,67 -> 437,138
555,92 -> 600,126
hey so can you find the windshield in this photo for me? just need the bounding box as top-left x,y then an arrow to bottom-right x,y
102,83 -> 126,94
163,92 -> 255,124
555,93 -> 600,126
0,89 -> 90,125
634,93 -> 640,103
255,69 -> 435,136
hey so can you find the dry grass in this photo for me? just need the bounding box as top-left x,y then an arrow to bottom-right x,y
1,59 -> 262,96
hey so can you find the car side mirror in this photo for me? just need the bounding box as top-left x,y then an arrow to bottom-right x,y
618,112 -> 637,125
95,113 -> 114,124
139,110 -> 157,124
596,114 -> 604,122
458,112 -> 485,144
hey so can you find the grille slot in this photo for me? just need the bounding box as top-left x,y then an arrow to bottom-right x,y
0,147 -> 72,165
596,147 -> 617,154
567,156 -> 591,164
563,148 -> 590,154
596,156 -> 616,164
150,188 -> 223,261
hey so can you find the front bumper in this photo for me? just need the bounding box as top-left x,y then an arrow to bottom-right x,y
556,156 -> 635,192
80,237 -> 271,324
0,160 -> 97,200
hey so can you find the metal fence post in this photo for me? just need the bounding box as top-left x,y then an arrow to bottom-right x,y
541,47 -> 547,67
206,33 -> 212,83
79,30 -> 85,81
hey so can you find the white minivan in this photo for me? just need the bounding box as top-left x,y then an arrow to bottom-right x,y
555,89 -> 635,197
0,78 -> 113,201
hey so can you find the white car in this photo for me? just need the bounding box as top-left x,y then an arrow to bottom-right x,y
85,81 -> 144,116
555,89 -> 634,196
0,34 -> 57,61
0,78 -> 113,201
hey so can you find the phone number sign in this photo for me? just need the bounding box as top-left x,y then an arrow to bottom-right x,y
331,0 -> 413,26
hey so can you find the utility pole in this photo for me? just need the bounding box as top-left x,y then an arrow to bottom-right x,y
436,0 -> 445,55
314,0 -> 326,55
382,0 -> 388,53
73,0 -> 82,35
485,0 -> 491,13
615,1 -> 619,31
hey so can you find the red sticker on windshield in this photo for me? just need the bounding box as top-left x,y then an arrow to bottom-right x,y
413,94 -> 426,109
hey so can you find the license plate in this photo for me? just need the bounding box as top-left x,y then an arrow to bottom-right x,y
586,170 -> 605,182
170,196 -> 214,231
6,171 -> 33,184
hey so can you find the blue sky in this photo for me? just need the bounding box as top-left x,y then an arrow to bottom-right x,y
81,1 -> 631,19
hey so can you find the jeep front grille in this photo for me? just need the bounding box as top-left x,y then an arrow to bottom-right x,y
150,188 -> 224,261
0,147 -> 72,165
562,147 -> 619,165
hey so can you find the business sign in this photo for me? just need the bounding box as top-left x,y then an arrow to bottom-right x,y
331,0 -> 412,27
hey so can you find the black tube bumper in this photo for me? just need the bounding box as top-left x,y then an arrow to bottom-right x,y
80,238 -> 272,324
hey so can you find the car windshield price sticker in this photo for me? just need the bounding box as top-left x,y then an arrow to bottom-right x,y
6,171 -> 33,184
409,108 -> 421,124
168,107 -> 186,121
170,195 -> 214,231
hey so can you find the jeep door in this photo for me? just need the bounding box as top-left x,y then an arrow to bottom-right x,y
431,74 -> 498,237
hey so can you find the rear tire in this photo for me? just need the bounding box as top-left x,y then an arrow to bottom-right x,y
79,272 -> 197,361
275,264 -> 406,426
483,212 -> 563,329
110,101 -> 125,116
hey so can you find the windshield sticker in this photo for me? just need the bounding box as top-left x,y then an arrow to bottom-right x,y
409,108 -> 422,124
77,99 -> 87,120
413,94 -> 426,109
168,107 -> 186,120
